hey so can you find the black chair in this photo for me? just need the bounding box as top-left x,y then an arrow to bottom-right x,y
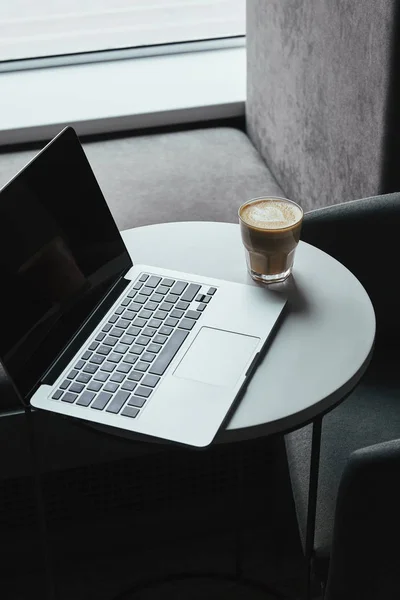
284,193 -> 400,591
325,438 -> 400,600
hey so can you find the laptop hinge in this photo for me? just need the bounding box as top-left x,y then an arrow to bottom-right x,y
41,274 -> 130,387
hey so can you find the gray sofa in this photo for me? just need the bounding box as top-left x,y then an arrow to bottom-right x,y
0,0 -> 397,480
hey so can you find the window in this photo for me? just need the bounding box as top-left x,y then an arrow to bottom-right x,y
0,0 -> 245,63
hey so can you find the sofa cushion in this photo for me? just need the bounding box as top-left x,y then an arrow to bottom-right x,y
0,126 -> 284,412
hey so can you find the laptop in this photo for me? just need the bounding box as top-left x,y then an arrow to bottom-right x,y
0,127 -> 287,447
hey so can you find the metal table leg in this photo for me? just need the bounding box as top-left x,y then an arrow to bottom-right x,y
304,417 -> 322,600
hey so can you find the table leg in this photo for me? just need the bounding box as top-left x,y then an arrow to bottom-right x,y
24,406 -> 57,600
304,417 -> 322,600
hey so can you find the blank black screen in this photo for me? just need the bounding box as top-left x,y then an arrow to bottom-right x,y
0,127 -> 132,399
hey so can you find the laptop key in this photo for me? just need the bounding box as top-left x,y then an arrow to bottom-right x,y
77,373 -> 91,384
139,274 -> 149,282
81,351 -> 92,360
114,344 -> 128,354
152,293 -> 164,303
127,326 -> 141,337
153,334 -> 167,345
148,319 -> 160,329
123,354 -> 138,365
130,345 -> 144,355
159,326 -> 173,336
162,278 -> 175,287
165,295 -> 177,304
176,300 -> 189,310
115,306 -> 124,315
146,276 -> 162,288
197,303 -> 206,312
117,363 -> 132,374
121,406 -> 139,418
149,329 -> 189,376
108,353 -> 122,363
76,391 -> 95,407
154,311 -> 165,320
196,294 -> 205,302
208,287 -> 217,295
170,281 -> 187,295
128,396 -> 147,408
179,318 -> 195,331
110,327 -> 124,338
109,315 -> 118,324
61,391 -> 78,403
142,327 -> 156,337
140,287 -> 153,297
135,362 -> 149,372
52,390 -> 63,400
89,342 -> 100,352
110,372 -> 125,383
136,336 -> 149,346
74,359 -> 85,370
165,317 -> 179,328
128,288 -> 138,296
185,310 -> 200,320
104,336 -> 117,346
91,392 -> 112,410
87,381 -> 102,392
60,379 -> 70,390
90,354 -> 105,365
146,301 -> 159,311
170,309 -> 184,319
133,282 -> 143,290
83,363 -> 98,375
136,386 -> 152,398
132,317 -> 147,328
128,370 -> 144,382
148,343 -> 162,353
121,334 -> 135,345
203,296 -> 211,304
121,380 -> 137,392
135,295 -> 148,305
141,352 -> 156,363
97,345 -> 111,356
67,369 -> 79,379
142,374 -> 160,388
70,382 -> 84,394
123,310 -> 136,321
128,302 -> 142,312
100,362 -> 115,372
103,382 -> 119,393
94,371 -> 109,382
102,323 -> 112,333
159,302 -> 171,312
121,297 -> 131,306
140,309 -> 153,320
181,284 -> 201,302
116,319 -> 130,329
157,286 -> 169,295
106,391 -> 130,414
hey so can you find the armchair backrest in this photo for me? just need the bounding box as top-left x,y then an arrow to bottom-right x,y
246,0 -> 399,210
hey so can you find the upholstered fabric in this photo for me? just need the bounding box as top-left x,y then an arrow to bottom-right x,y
0,126 -> 284,417
0,127 -> 284,232
246,0 -> 395,210
325,438 -> 400,600
285,193 -> 400,555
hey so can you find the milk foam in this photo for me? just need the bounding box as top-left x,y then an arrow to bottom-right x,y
241,199 -> 302,230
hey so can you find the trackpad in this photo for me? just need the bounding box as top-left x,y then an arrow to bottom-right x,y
174,327 -> 260,387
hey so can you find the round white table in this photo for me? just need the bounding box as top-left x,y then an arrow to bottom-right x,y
119,221 -> 375,443
90,221 -> 375,600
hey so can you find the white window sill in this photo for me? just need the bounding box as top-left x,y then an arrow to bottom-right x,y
0,45 -> 246,146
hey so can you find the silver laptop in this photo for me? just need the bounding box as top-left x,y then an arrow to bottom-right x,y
0,127 -> 286,447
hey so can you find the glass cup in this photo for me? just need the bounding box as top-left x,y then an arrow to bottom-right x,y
239,196 -> 303,284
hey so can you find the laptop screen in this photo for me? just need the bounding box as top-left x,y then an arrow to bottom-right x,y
0,127 -> 132,400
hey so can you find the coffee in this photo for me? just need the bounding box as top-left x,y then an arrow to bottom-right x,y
239,197 -> 303,283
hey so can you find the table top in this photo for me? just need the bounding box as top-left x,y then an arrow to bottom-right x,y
115,221 -> 376,443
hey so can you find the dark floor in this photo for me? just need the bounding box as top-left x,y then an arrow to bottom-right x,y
0,435 -> 306,600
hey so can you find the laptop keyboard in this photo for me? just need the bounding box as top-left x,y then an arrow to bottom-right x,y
51,274 -> 217,419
